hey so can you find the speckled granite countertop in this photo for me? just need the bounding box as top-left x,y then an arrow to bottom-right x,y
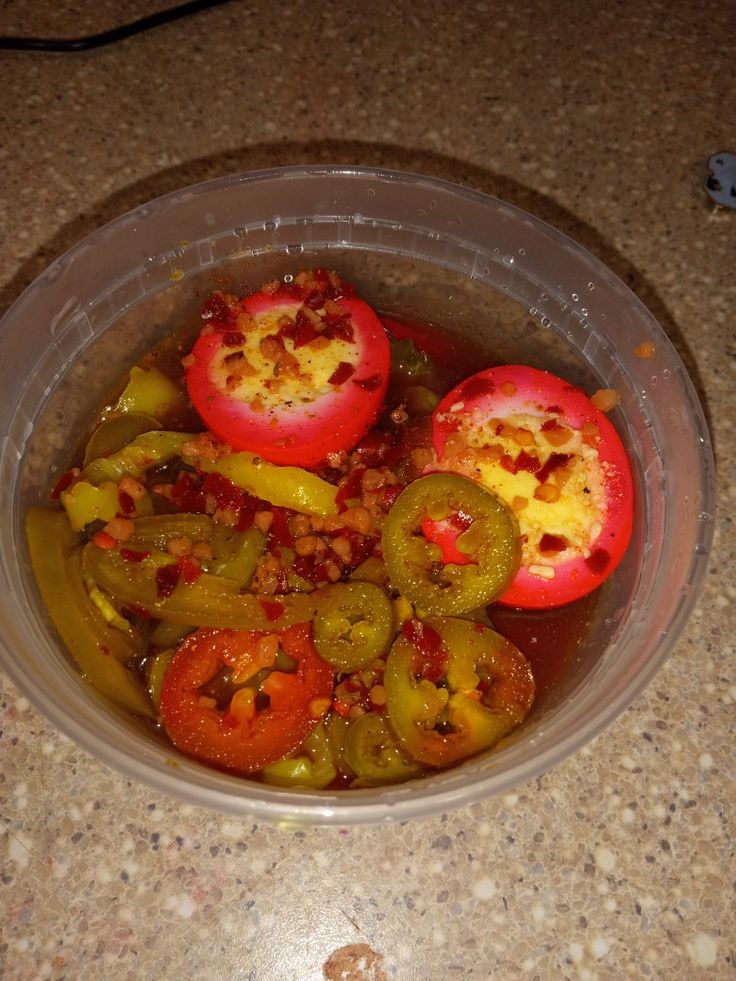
1,1 -> 733,978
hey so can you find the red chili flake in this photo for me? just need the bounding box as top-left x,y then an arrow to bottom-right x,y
353,430 -> 394,466
381,483 -> 403,509
171,471 -> 207,513
50,469 -> 77,500
323,306 -> 350,326
119,547 -> 151,562
201,472 -> 245,512
322,319 -> 354,342
267,507 -> 294,548
91,530 -> 117,550
545,404 -> 563,414
99,645 -> 111,657
539,534 -> 567,553
292,554 -> 333,584
541,418 -> 562,432
221,330 -> 246,347
118,489 -> 136,516
305,289 -> 326,310
536,452 -> 572,484
585,548 -> 611,574
328,361 -> 355,386
473,622 -> 485,633
352,373 -> 382,392
449,510 -> 474,532
338,528 -> 376,573
235,505 -> 256,532
201,294 -> 233,323
335,467 -> 366,511
500,451 -> 540,475
460,375 -> 495,401
176,557 -> 202,584
260,599 -> 284,622
291,309 -> 320,348
401,618 -> 447,683
156,563 -> 181,599
332,699 -> 352,718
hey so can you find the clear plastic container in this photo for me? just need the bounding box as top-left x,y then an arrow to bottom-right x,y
0,167 -> 715,824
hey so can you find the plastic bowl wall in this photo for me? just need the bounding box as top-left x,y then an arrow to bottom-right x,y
0,167 -> 715,824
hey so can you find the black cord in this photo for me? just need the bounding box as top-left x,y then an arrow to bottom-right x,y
0,0 -> 236,52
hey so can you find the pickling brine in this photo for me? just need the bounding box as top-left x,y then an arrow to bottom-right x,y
27,268 -> 633,789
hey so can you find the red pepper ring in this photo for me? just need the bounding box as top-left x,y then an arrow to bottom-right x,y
159,623 -> 333,774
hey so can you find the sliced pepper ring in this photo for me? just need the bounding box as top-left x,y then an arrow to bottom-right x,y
343,713 -> 423,785
312,581 -> 395,672
382,473 -> 519,616
384,616 -> 535,768
159,622 -> 333,774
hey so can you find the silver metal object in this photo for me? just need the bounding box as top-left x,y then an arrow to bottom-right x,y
704,152 -> 736,209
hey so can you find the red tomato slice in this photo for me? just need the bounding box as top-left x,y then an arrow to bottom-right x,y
159,622 -> 333,774
186,279 -> 390,467
431,365 -> 634,609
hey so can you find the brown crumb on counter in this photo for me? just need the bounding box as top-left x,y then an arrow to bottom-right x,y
591,388 -> 619,412
323,943 -> 388,981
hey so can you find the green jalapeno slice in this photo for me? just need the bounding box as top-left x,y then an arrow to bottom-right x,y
343,713 -> 423,785
312,581 -> 395,672
382,473 -> 519,616
261,722 -> 337,789
384,616 -> 535,768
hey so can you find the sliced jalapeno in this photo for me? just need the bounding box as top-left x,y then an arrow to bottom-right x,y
261,722 -> 337,789
343,713 -> 423,785
312,581 -> 395,672
382,473 -> 519,616
384,616 -> 535,768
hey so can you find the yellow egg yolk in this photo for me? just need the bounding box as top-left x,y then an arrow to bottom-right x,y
210,304 -> 360,413
440,411 -> 606,568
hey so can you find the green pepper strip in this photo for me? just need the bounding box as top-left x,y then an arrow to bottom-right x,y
83,431 -> 195,485
343,713 -> 423,786
312,581 -> 395,673
82,543 -> 317,630
128,514 -> 215,550
209,526 -> 266,587
113,367 -> 184,421
198,452 -> 338,517
82,412 -> 163,468
384,616 -> 534,768
128,514 -> 266,589
261,722 -> 337,789
26,509 -> 154,718
382,473 -> 519,616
